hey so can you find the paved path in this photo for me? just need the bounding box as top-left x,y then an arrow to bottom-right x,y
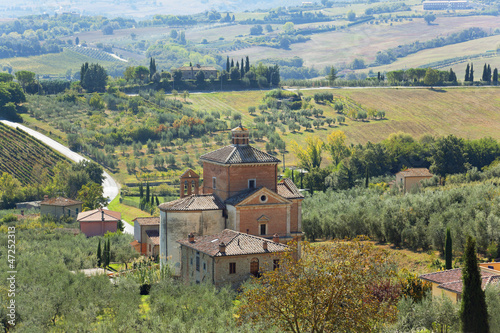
0,120 -> 134,235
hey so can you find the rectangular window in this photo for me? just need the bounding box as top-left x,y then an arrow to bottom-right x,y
203,262 -> 206,271
196,252 -> 200,272
260,224 -> 266,236
273,259 -> 280,270
229,262 -> 236,274
248,179 -> 256,189
212,177 -> 217,189
75,208 -> 79,215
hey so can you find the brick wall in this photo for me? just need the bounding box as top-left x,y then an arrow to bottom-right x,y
238,205 -> 288,237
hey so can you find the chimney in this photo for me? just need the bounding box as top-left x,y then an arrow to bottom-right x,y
263,241 -> 268,251
273,233 -> 280,243
219,242 -> 226,254
188,233 -> 195,243
44,195 -> 49,201
101,209 -> 105,221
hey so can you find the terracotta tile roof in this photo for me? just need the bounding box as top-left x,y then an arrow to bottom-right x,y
158,194 -> 225,211
421,267 -> 500,294
200,145 -> 280,164
277,178 -> 304,199
178,66 -> 217,71
145,230 -> 160,245
397,168 -> 433,177
40,197 -> 83,206
225,187 -> 262,206
181,168 -> 199,178
133,217 -> 160,225
232,124 -> 248,131
77,208 -> 121,222
177,229 -> 289,257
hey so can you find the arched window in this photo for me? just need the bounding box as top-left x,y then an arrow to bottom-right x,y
250,258 -> 259,277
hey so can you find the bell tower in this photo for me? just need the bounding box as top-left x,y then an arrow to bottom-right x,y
179,169 -> 200,198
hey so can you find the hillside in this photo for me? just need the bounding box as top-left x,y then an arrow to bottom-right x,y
0,122 -> 68,185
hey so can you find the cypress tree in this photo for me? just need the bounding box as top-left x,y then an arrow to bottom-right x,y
470,63 -> 474,82
465,64 -> 470,82
102,239 -> 108,268
146,182 -> 150,204
241,58 -> 244,75
460,236 -> 489,333
236,61 -> 239,71
445,227 -> 452,269
482,63 -> 488,82
139,182 -> 144,199
226,56 -> 230,72
493,68 -> 499,85
487,64 -> 491,82
231,59 -> 234,68
156,195 -> 160,206
105,238 -> 111,268
150,190 -> 154,206
97,239 -> 102,267
448,68 -> 457,82
245,56 -> 250,73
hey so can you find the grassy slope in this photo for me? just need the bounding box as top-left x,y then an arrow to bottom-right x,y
107,195 -> 152,225
0,49 -> 116,76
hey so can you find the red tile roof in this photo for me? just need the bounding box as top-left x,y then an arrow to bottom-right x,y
178,65 -> 216,71
200,145 -> 280,164
177,229 -> 289,257
277,178 -> 304,199
40,197 -> 82,206
397,168 -> 433,177
145,230 -> 160,245
133,217 -> 160,225
158,194 -> 225,211
421,267 -> 500,294
77,208 -> 121,222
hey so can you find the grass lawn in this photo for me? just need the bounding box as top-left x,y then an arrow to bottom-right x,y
107,195 -> 153,226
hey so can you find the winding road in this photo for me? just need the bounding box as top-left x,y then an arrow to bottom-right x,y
0,119 -> 134,235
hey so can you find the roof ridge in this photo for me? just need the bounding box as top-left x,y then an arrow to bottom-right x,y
224,146 -> 237,164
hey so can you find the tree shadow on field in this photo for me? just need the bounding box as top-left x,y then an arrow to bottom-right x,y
428,88 -> 447,93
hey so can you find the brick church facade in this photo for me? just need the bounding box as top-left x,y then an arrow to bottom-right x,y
158,125 -> 303,274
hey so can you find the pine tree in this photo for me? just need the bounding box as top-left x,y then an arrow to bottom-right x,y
465,63 -> 470,82
460,236 -> 489,333
226,56 -> 230,72
470,63 -> 474,82
445,227 -> 452,269
245,56 -> 250,73
493,68 -> 499,85
97,239 -> 102,267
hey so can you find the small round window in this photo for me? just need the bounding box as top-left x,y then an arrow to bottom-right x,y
260,195 -> 267,203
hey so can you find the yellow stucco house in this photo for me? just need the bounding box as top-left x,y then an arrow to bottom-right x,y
395,168 -> 433,193
420,264 -> 500,303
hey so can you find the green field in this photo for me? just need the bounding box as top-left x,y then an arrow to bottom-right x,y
0,49 -> 116,77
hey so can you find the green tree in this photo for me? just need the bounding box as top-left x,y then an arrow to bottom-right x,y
77,182 -> 108,210
460,236 -> 489,333
149,58 -> 156,79
493,68 -> 499,85
89,92 -> 105,110
134,66 -> 149,81
195,70 -> 205,87
326,66 -> 337,85
445,227 -> 452,270
14,70 -> 36,91
448,68 -> 457,82
291,136 -> 324,171
81,63 -> 107,93
182,90 -> 190,102
429,135 -> 467,177
326,130 -> 350,166
423,68 -> 440,87
97,239 -> 102,267
347,10 -> 356,21
283,22 -> 295,34
424,14 -> 436,25
470,63 -> 474,82
465,63 -> 470,82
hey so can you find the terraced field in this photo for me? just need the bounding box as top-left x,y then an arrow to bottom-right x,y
0,122 -> 68,185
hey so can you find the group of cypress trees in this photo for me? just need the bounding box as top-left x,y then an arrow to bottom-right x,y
139,182 -> 160,213
96,238 -> 111,268
465,62 -> 499,84
226,56 -> 251,76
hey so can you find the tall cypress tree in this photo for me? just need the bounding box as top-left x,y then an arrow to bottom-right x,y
470,63 -> 474,82
97,239 -> 102,267
465,63 -> 470,82
487,64 -> 491,82
105,238 -> 111,268
226,56 -> 230,72
245,56 -> 250,73
460,236 -> 489,333
493,68 -> 499,85
139,182 -> 144,199
231,59 -> 234,68
445,227 -> 452,269
146,182 -> 150,204
482,63 -> 488,82
155,195 -> 160,206
102,239 -> 108,268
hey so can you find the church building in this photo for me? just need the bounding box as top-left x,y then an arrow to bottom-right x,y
158,125 -> 303,274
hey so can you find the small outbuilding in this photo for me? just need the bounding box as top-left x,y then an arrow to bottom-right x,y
395,168 -> 433,192
78,208 -> 121,237
133,217 -> 160,255
40,196 -> 83,219
177,229 -> 289,288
